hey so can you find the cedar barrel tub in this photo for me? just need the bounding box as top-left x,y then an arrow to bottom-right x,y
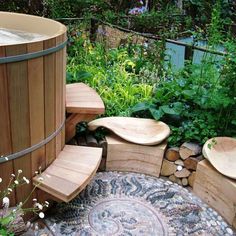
0,12 -> 67,206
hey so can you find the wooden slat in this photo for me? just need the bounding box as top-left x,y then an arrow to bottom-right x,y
66,83 -> 105,114
55,35 -> 63,157
6,44 -> 32,207
61,33 -> 67,148
0,47 -> 12,156
58,151 -> 101,165
33,145 -> 102,202
36,174 -> 79,200
27,41 -> 46,174
53,159 -> 95,175
44,165 -> 88,185
44,38 -> 56,165
0,47 -> 16,205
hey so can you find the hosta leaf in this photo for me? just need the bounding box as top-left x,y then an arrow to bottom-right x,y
150,108 -> 164,120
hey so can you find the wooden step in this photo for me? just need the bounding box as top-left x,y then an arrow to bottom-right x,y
65,83 -> 105,142
66,83 -> 105,114
33,145 -> 102,202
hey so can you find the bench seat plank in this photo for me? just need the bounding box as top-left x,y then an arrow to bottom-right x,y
33,145 -> 102,202
66,83 -> 105,114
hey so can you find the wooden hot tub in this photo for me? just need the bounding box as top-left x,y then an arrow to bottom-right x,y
0,12 -> 67,205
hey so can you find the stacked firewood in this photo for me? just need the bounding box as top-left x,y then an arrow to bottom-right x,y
72,134 -> 203,188
160,142 -> 203,187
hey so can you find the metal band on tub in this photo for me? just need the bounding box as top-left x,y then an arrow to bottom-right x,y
0,118 -> 65,163
0,40 -> 67,64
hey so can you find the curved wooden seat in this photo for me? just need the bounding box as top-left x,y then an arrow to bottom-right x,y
88,117 -> 170,145
65,83 -> 105,142
203,137 -> 236,179
66,83 -> 105,114
33,145 -> 102,202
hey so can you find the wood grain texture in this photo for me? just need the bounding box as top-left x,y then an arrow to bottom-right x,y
61,34 -> 67,148
0,47 -> 12,156
44,38 -> 56,166
203,137 -> 236,179
33,145 -> 102,202
55,34 -> 64,157
89,117 -> 170,146
66,83 -> 105,114
0,47 -> 16,205
179,142 -> 202,160
6,43 -> 32,207
27,41 -> 45,175
65,82 -> 105,142
194,159 -> 236,227
0,13 -> 67,208
106,134 -> 167,177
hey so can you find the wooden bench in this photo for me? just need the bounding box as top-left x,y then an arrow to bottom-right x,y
65,83 -> 105,143
33,83 -> 104,202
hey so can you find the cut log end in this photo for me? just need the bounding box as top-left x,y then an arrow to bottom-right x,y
174,168 -> 191,178
179,142 -> 202,160
161,160 -> 177,176
165,147 -> 180,161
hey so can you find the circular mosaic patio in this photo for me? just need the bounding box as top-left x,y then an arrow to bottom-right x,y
45,172 -> 236,236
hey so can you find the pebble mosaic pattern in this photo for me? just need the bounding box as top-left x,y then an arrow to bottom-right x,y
44,172 -> 236,236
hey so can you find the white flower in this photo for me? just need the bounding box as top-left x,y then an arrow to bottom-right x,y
33,198 -> 37,202
39,212 -> 44,218
23,177 -> 30,184
4,157 -> 8,161
11,174 -> 15,177
26,221 -> 31,228
19,202 -> 23,207
8,188 -> 12,192
0,178 -> 2,183
35,203 -> 43,210
38,177 -> 44,182
18,169 -> 22,174
14,180 -> 19,185
45,201 -> 49,207
3,197 -> 10,208
35,171 -> 38,174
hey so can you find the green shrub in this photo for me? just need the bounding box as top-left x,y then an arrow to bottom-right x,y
132,53 -> 236,146
67,36 -> 155,116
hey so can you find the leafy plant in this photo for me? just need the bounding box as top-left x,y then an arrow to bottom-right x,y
131,1 -> 235,146
66,35 -> 157,116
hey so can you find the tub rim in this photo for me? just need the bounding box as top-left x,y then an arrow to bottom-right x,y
0,11 -> 67,46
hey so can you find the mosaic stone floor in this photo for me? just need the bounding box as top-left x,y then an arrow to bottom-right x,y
43,172 -> 236,236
